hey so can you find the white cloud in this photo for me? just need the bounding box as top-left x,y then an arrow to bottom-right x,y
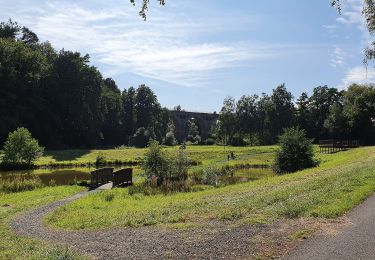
330,46 -> 346,68
341,66 -> 375,87
0,0 -> 306,88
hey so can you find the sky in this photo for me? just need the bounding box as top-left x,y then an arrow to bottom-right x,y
1,0 -> 374,112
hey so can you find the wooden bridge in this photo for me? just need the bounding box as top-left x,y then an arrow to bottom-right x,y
319,140 -> 361,154
90,168 -> 133,188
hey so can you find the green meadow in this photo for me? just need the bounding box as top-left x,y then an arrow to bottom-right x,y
46,147 -> 375,230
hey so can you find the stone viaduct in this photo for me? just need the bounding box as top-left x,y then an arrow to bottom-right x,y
170,110 -> 219,142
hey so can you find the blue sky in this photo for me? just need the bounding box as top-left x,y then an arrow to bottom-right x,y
1,0 -> 373,112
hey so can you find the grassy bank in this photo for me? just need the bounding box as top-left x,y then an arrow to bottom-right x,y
0,186 -> 85,259
35,145 -> 276,168
46,147 -> 375,230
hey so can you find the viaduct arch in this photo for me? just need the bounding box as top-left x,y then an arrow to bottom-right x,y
170,110 -> 219,142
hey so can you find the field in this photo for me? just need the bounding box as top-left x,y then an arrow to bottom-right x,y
1,145 -> 375,258
46,147 -> 375,230
35,145 -> 277,167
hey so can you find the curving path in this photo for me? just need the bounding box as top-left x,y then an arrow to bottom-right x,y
10,185 -> 285,260
286,193 -> 375,260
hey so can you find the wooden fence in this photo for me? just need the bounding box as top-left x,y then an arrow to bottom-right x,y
319,139 -> 360,154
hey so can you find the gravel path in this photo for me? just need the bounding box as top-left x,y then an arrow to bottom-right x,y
10,185 -> 305,259
285,193 -> 375,260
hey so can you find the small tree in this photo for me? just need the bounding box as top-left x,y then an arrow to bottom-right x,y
274,127 -> 318,174
169,147 -> 189,180
143,140 -> 169,181
2,127 -> 44,166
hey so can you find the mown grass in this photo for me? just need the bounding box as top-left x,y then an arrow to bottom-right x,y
35,145 -> 277,167
0,186 -> 85,259
47,147 -> 375,230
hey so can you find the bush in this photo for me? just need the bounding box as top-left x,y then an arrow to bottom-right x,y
143,140 -> 170,181
95,152 -> 106,166
230,133 -> 246,146
169,147 -> 189,181
203,138 -> 216,145
0,175 -> 44,193
2,127 -> 44,166
129,127 -> 154,148
274,127 -> 318,174
143,141 -> 191,185
202,166 -> 220,186
163,131 -> 177,146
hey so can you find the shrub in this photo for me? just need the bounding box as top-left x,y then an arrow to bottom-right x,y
274,127 -> 318,174
0,175 -> 44,193
129,127 -> 154,148
95,152 -> 106,166
163,131 -> 177,146
202,166 -> 220,186
169,147 -> 189,180
203,138 -> 216,145
230,133 -> 246,146
2,127 -> 44,166
143,140 -> 170,181
194,135 -> 202,144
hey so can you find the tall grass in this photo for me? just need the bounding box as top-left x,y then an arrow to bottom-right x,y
0,175 -> 44,193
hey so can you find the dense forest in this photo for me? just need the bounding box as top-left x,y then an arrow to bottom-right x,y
1,20 -> 375,149
217,84 -> 375,146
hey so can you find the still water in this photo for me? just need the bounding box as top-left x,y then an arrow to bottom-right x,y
0,167 -> 142,186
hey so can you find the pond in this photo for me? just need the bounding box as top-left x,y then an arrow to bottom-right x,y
219,167 -> 275,185
0,167 -> 144,186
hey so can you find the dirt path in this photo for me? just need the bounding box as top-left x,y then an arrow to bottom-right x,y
285,193 -> 375,260
10,186 -> 306,259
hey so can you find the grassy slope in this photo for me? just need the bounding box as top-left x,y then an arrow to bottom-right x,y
36,145 -> 276,166
47,147 -> 375,230
0,186 -> 85,259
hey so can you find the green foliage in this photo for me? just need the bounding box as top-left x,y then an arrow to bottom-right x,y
47,147 -> 375,229
230,133 -> 246,146
143,140 -> 169,180
202,166 -> 220,186
274,127 -> 318,174
0,175 -> 44,193
95,152 -> 106,166
129,127 -> 154,148
143,141 -> 191,183
2,127 -> 44,166
163,131 -> 177,146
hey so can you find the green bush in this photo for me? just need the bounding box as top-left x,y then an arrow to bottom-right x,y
143,141 -> 191,187
202,166 -> 220,186
2,127 -> 44,166
203,138 -> 216,145
95,152 -> 106,166
274,127 -> 318,174
143,140 -> 170,181
163,131 -> 177,146
129,127 -> 154,148
0,175 -> 44,193
230,133 -> 246,146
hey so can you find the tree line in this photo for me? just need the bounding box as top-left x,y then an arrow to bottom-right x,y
0,20 -> 171,148
2,19 -> 375,149
217,83 -> 375,145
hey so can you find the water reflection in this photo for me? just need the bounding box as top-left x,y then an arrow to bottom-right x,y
0,167 -> 140,186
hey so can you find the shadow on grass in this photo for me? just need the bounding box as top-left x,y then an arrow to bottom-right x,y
44,150 -> 91,162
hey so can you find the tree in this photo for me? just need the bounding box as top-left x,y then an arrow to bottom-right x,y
274,127 -> 318,174
343,84 -> 375,144
2,127 -> 44,166
269,84 -> 295,139
163,122 -> 177,146
143,140 -> 169,181
130,0 -> 165,20
218,97 -> 237,145
122,87 -> 136,143
101,78 -> 123,145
